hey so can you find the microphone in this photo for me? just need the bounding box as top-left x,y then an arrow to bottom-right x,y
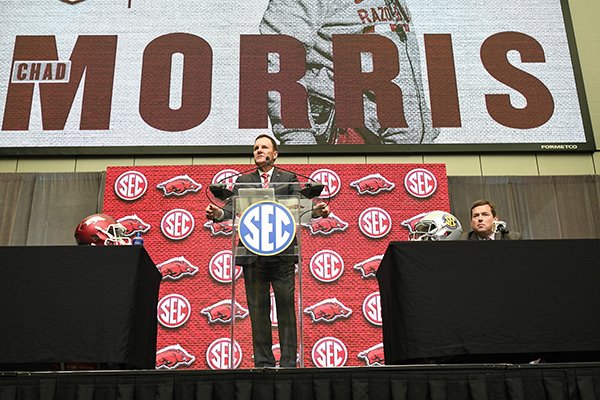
493,221 -> 508,234
208,160 -> 270,200
265,157 -> 324,199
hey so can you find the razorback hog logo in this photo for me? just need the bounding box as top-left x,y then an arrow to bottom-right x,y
156,175 -> 202,196
350,173 -> 395,195
304,298 -> 352,323
117,214 -> 151,236
353,255 -> 384,279
200,300 -> 249,323
157,256 -> 199,280
302,213 -> 348,235
203,219 -> 233,236
357,343 -> 385,366
400,212 -> 429,239
156,344 -> 195,369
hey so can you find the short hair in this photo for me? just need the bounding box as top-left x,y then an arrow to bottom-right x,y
254,134 -> 278,152
470,199 -> 497,217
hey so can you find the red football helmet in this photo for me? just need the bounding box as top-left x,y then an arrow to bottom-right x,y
74,213 -> 132,246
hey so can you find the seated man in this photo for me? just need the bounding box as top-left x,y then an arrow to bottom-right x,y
461,199 -> 522,240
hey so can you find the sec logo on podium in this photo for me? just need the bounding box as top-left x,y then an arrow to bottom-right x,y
238,201 -> 296,256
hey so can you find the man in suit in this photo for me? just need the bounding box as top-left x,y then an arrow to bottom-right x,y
460,199 -> 522,240
206,134 -> 329,367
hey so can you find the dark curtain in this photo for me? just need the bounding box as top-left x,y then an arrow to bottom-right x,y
0,172 -> 105,246
1,365 -> 600,400
1,173 -> 599,245
448,175 -> 600,239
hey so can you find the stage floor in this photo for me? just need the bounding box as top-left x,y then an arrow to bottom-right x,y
2,362 -> 600,400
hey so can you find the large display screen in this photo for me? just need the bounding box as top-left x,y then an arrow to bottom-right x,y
0,0 -> 594,154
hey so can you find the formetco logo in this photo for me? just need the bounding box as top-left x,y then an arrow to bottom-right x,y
540,144 -> 578,150
310,169 -> 341,198
206,338 -> 242,370
157,294 -> 191,328
309,250 -> 344,283
238,201 -> 295,255
404,168 -> 437,198
114,170 -> 148,201
358,207 -> 392,239
311,337 -> 348,367
208,250 -> 242,283
160,209 -> 195,240
362,292 -> 382,326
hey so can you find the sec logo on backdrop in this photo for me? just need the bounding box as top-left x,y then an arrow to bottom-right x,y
404,168 -> 437,198
310,250 -> 344,282
358,207 -> 392,239
157,293 -> 191,328
311,337 -> 348,368
310,169 -> 341,198
161,209 -> 195,240
206,338 -> 242,370
238,201 -> 295,255
114,170 -> 148,201
362,292 -> 382,326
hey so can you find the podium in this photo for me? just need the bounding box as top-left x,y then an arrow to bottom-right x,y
223,181 -> 315,368
0,246 -> 161,370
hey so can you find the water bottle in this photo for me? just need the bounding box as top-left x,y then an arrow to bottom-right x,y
132,232 -> 144,246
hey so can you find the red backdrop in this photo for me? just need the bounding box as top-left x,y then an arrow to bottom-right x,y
103,163 -> 448,369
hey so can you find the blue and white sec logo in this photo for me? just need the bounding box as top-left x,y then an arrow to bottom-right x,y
238,201 -> 296,256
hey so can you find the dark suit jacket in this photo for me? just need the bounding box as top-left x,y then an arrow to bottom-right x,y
222,167 -> 301,265
460,230 -> 523,240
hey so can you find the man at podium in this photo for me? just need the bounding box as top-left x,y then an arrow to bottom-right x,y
206,134 -> 329,367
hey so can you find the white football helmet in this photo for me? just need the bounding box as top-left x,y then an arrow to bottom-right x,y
409,210 -> 463,241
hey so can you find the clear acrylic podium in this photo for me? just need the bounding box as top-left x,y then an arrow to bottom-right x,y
226,181 -> 315,368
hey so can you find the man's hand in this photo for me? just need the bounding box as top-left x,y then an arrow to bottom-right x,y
205,204 -> 224,221
313,202 -> 330,218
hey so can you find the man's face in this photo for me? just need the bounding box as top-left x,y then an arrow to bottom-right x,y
253,137 -> 278,166
470,204 -> 497,237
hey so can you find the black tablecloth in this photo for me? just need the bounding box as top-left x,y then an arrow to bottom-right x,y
0,246 -> 161,369
377,239 -> 600,364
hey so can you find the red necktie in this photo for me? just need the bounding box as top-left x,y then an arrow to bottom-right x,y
261,173 -> 269,189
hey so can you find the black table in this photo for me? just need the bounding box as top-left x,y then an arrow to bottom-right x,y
377,239 -> 600,364
0,246 -> 161,370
